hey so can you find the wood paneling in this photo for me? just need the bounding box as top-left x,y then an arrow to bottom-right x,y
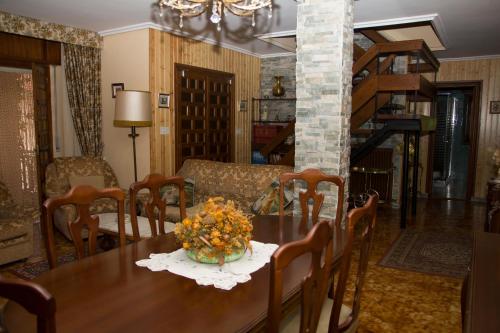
149,29 -> 261,176
0,32 -> 61,66
419,59 -> 500,198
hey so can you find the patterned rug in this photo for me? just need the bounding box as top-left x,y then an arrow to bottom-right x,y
378,229 -> 472,278
9,253 -> 77,280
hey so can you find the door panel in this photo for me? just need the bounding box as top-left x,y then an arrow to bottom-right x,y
175,65 -> 234,171
32,63 -> 53,205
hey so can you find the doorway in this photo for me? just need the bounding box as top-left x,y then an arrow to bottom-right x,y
426,82 -> 481,200
0,67 -> 39,210
174,64 -> 235,171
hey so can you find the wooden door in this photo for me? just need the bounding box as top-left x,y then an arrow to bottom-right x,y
175,64 -> 234,171
32,63 -> 53,205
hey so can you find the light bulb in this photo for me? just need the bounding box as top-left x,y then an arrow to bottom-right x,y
179,16 -> 184,28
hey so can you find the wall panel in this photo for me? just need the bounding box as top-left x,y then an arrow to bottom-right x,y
149,29 -> 260,176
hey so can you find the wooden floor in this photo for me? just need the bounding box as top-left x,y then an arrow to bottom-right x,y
349,199 -> 484,333
0,199 -> 484,332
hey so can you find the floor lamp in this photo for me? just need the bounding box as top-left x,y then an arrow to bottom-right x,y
114,90 -> 152,182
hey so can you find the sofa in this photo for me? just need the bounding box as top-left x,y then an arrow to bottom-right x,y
44,157 -> 122,240
168,159 -> 293,219
0,182 -> 34,265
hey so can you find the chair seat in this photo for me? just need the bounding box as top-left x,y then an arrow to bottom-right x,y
97,213 -> 175,239
281,301 -> 357,333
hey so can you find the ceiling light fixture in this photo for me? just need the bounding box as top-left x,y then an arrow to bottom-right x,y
155,0 -> 273,32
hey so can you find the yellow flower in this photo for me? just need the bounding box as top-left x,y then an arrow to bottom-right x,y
183,242 -> 190,249
182,218 -> 192,227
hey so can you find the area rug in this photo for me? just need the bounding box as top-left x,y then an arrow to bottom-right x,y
9,253 -> 76,280
378,229 -> 472,278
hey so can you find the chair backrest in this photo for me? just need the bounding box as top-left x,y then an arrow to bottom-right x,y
0,275 -> 56,333
279,169 -> 345,228
267,220 -> 334,333
129,174 -> 187,241
43,185 -> 126,268
487,206 -> 500,233
329,194 -> 378,333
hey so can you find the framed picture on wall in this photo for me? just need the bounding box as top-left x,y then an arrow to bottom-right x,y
111,83 -> 124,98
490,101 -> 500,114
159,93 -> 170,108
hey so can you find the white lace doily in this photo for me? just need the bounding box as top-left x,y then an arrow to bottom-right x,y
136,241 -> 279,290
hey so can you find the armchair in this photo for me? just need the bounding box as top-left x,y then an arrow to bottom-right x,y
0,181 -> 34,265
44,157 -> 121,240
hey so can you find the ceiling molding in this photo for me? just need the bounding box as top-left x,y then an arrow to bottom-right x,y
259,52 -> 296,59
353,13 -> 440,29
438,54 -> 500,62
254,30 -> 297,38
99,22 -> 265,59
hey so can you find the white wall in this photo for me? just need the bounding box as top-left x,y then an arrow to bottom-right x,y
101,29 -> 150,188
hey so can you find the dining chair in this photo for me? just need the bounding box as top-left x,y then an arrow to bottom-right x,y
128,173 -> 187,241
0,275 -> 56,333
43,185 -> 126,269
326,193 -> 378,333
267,220 -> 334,333
279,169 -> 345,229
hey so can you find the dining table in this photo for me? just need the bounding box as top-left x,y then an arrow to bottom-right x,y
4,215 -> 347,333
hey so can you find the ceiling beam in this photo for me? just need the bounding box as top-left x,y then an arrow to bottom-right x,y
359,29 -> 389,43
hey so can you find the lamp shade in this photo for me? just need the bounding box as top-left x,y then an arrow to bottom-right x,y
114,90 -> 152,127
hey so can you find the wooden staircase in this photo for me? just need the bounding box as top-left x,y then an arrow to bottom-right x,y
259,39 -> 439,172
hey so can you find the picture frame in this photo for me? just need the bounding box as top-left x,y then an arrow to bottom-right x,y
111,83 -> 124,98
158,93 -> 170,108
239,100 -> 248,112
490,101 -> 500,114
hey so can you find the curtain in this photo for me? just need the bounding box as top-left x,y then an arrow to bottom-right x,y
0,70 -> 39,209
63,43 -> 103,157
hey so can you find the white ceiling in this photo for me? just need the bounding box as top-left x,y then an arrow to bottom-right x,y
1,0 -> 499,58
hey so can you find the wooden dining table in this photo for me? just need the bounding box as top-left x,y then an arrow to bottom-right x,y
4,215 -> 347,333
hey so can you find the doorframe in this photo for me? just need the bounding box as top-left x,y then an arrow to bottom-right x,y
174,63 -> 235,171
425,80 -> 482,200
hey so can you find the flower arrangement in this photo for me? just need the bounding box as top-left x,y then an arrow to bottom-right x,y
174,197 -> 253,265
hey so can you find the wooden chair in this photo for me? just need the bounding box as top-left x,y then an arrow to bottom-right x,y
279,169 -> 345,229
327,194 -> 379,333
43,185 -> 126,269
128,173 -> 187,241
267,220 -> 334,333
0,275 -> 56,333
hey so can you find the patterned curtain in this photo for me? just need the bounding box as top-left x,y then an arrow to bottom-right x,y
63,43 -> 103,157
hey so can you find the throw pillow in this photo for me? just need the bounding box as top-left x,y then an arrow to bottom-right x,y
251,178 -> 293,215
160,178 -> 195,208
68,175 -> 105,189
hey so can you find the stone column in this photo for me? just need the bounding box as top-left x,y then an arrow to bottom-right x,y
295,0 -> 354,220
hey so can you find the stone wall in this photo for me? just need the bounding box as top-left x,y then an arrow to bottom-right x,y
295,0 -> 353,220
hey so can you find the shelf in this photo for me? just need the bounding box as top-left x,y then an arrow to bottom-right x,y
252,120 -> 294,124
252,97 -> 296,100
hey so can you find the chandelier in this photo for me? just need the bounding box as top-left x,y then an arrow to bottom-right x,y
155,0 -> 273,31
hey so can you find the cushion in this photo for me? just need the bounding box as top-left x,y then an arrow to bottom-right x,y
164,203 -> 205,222
251,178 -> 293,215
68,175 -> 105,189
0,219 -> 29,242
160,178 -> 195,208
97,213 -> 176,238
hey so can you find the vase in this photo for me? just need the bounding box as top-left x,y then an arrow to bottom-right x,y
186,247 -> 246,264
272,76 -> 285,97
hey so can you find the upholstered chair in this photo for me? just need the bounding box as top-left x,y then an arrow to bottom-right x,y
44,156 -> 121,240
0,181 -> 34,265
